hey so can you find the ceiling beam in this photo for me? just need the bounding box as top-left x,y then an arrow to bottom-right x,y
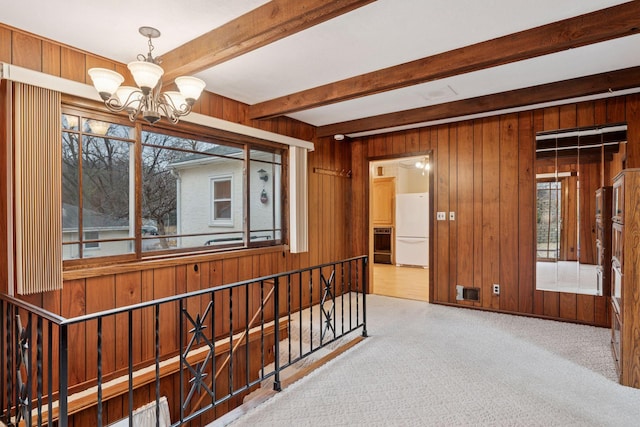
159,0 -> 376,83
249,1 -> 640,120
315,66 -> 640,137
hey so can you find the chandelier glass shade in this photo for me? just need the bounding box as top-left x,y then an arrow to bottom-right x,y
88,27 -> 205,124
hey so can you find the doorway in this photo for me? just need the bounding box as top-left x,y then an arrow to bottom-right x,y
369,154 -> 432,302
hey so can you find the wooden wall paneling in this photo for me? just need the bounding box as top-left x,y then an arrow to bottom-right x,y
85,275 -> 117,380
576,294 -> 595,324
61,279 -> 87,387
606,97 -> 626,123
543,290 -> 560,318
543,106 -> 560,130
364,136 -> 374,158
577,101 -> 595,127
196,91 -> 211,116
114,271 -> 143,371
626,95 -> 640,169
140,269 -> 155,363
41,289 -> 62,393
60,47 -> 86,83
222,258 -> 240,333
532,109 -> 548,316
41,40 -> 61,77
337,167 -> 346,262
159,375 -> 181,427
323,139 -> 333,263
594,99 -> 608,126
391,132 -> 406,155
105,394 -> 124,425
517,112 -> 534,313
559,104 -> 577,129
11,31 -> 42,71
0,26 -> 11,62
214,343 -> 230,417
307,149 -> 319,267
131,385 -> 151,419
472,121 -> 483,306
481,118 -> 500,310
238,256 -> 256,330
222,97 -> 240,123
594,297 -> 610,328
322,173 -> 331,263
448,125 -> 458,303
196,261 -> 211,340
406,130 -> 420,153
455,122 -> 474,305
499,114 -> 519,312
559,292 -> 578,321
153,267 -> 178,356
375,134 -> 388,157
258,253 -> 277,319
351,139 -> 367,259
208,260 -> 226,338
434,126 -> 449,302
418,127 -> 431,152
185,262 -> 202,346
71,404 -> 97,427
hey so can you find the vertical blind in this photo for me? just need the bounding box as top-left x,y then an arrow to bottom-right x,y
14,82 -> 62,294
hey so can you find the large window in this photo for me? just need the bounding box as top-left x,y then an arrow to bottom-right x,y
62,113 -> 135,260
62,108 -> 284,263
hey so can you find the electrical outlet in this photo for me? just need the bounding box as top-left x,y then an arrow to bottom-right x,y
436,212 -> 446,221
449,212 -> 455,221
492,284 -> 500,295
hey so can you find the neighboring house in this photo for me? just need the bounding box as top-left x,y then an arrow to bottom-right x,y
169,146 -> 281,248
62,203 -> 131,259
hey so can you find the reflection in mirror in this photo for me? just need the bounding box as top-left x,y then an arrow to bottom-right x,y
535,124 -> 627,295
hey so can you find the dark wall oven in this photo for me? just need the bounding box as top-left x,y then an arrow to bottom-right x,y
373,227 -> 393,264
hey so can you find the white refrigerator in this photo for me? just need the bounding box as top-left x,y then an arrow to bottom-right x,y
395,192 -> 429,267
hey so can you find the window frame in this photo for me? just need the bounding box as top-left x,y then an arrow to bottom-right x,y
209,174 -> 234,227
61,104 -> 286,267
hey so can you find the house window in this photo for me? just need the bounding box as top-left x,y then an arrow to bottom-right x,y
210,176 -> 233,226
83,231 -> 100,249
62,107 -> 284,263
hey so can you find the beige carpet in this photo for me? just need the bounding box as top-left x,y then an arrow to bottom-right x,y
227,295 -> 640,426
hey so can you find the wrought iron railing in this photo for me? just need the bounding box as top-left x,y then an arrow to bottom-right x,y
0,256 -> 367,426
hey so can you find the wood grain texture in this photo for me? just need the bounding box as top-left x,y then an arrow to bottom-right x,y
518,112 -> 534,313
448,125 -> 458,303
359,95 -> 638,326
617,170 -> 640,387
435,126 -> 449,302
456,122 -> 473,294
11,31 -> 41,71
499,114 -> 519,312
482,118 -> 500,310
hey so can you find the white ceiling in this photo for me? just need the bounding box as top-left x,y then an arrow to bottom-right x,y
2,0 -> 637,134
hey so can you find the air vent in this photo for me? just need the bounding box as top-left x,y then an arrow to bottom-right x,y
456,285 -> 480,302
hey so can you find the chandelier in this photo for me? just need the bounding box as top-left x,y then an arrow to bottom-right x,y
88,26 -> 206,124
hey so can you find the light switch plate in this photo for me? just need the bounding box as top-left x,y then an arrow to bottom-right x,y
449,212 -> 455,221
436,212 -> 446,221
